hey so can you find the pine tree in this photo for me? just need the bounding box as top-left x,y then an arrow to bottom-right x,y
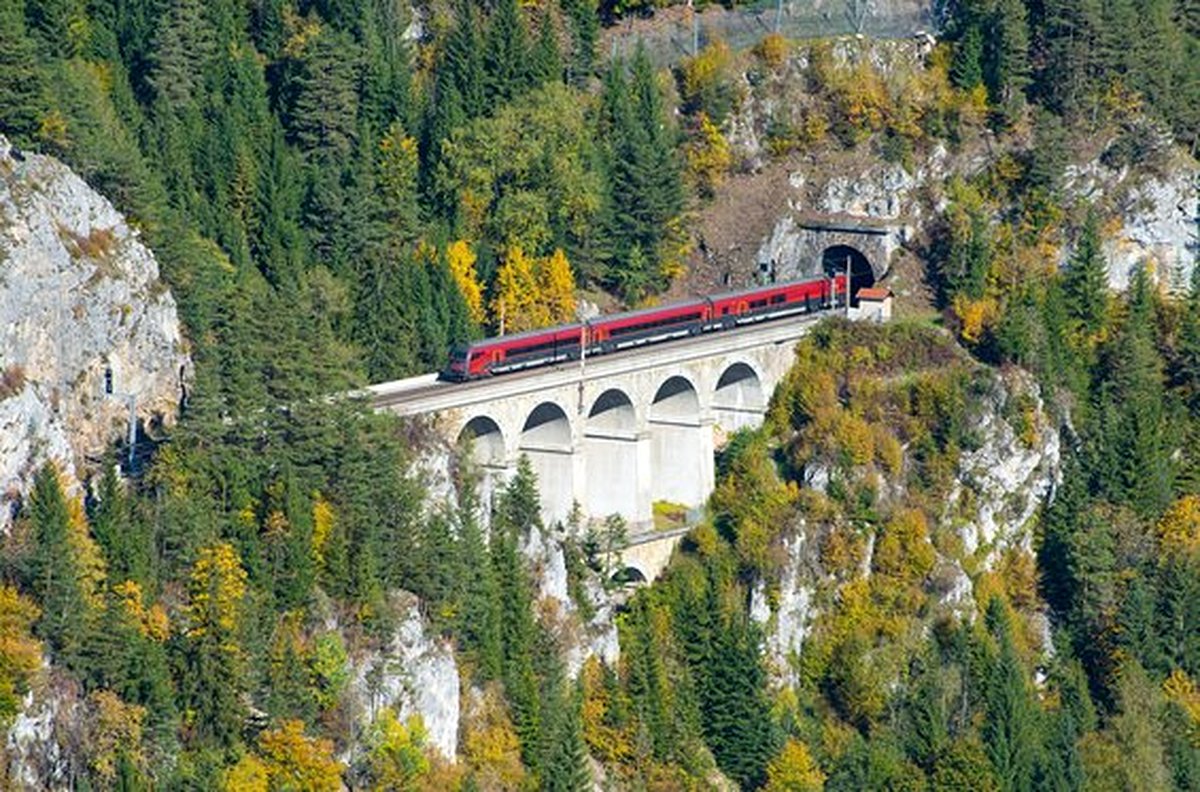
27,464 -> 92,667
562,0 -> 598,86
484,0 -> 531,105
0,0 -> 45,144
982,599 -> 1039,792
149,0 -> 213,107
1092,268 -> 1172,516
543,682 -> 590,791
952,24 -> 985,89
1064,209 -> 1108,336
985,0 -> 1030,118
531,10 -> 563,87
446,0 -> 486,119
286,26 -> 359,163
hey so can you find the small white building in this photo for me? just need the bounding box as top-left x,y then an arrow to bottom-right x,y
851,287 -> 894,323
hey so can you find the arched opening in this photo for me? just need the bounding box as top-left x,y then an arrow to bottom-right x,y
649,376 -> 711,507
822,245 -> 875,306
588,389 -> 637,434
519,402 -> 574,526
584,389 -> 642,521
611,566 -> 648,586
712,362 -> 766,432
458,415 -> 506,467
649,376 -> 701,424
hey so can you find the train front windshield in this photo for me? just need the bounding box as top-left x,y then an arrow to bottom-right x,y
446,344 -> 470,376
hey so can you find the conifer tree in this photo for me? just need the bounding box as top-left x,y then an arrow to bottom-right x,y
1092,268 -> 1172,516
27,464 -> 94,668
951,25 -> 984,89
982,599 -> 1039,792
543,682 -> 590,792
531,10 -> 563,87
484,0 -> 531,105
1065,209 -> 1108,336
149,0 -> 212,107
562,0 -> 598,86
0,0 -> 45,144
446,0 -> 486,119
985,0 -> 1030,119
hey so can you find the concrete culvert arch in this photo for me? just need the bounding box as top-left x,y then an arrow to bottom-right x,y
584,389 -> 642,521
713,362 -> 766,431
822,244 -> 876,305
458,415 -> 506,467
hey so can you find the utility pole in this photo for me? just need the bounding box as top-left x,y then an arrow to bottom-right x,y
578,326 -> 587,415
846,253 -> 852,318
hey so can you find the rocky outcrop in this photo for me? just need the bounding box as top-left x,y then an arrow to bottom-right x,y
1064,155 -> 1199,291
755,363 -> 1060,685
947,369 -> 1060,564
344,592 -> 460,762
0,135 -> 187,525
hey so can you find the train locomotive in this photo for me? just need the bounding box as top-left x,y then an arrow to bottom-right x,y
441,274 -> 848,381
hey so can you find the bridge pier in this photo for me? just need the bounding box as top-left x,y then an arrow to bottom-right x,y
648,416 -> 714,509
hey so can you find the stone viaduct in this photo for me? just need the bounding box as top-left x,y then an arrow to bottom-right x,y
371,316 -> 834,531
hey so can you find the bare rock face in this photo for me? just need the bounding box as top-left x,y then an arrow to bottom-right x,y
0,135 -> 187,523
345,592 -> 461,762
1064,155 -> 1200,291
947,369 -> 1060,565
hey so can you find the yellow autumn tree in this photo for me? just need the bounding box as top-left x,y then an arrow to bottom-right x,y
765,738 -> 826,791
447,240 -> 486,325
311,493 -> 335,573
363,709 -> 461,791
0,585 -> 41,729
686,112 -> 732,198
86,690 -> 147,786
1156,496 -> 1200,559
538,248 -> 576,325
491,245 -> 549,333
67,484 -> 107,609
255,719 -> 343,791
463,683 -> 526,790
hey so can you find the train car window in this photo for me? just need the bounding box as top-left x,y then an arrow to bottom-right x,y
771,294 -> 786,304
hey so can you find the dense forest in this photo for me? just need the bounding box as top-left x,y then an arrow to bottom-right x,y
0,0 -> 1199,788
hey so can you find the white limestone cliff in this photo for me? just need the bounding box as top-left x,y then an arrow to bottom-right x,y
0,135 -> 187,525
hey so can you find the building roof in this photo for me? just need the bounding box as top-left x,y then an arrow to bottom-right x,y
856,287 -> 893,301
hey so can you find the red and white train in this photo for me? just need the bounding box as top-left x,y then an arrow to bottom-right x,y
442,274 -> 848,381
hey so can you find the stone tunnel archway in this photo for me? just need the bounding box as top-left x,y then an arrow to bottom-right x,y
584,389 -> 643,521
822,244 -> 876,305
712,362 -> 766,432
649,376 -> 710,507
519,401 -> 574,526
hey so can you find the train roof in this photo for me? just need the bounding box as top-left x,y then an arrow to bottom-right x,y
707,275 -> 838,304
464,275 -> 834,350
468,322 -> 583,349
